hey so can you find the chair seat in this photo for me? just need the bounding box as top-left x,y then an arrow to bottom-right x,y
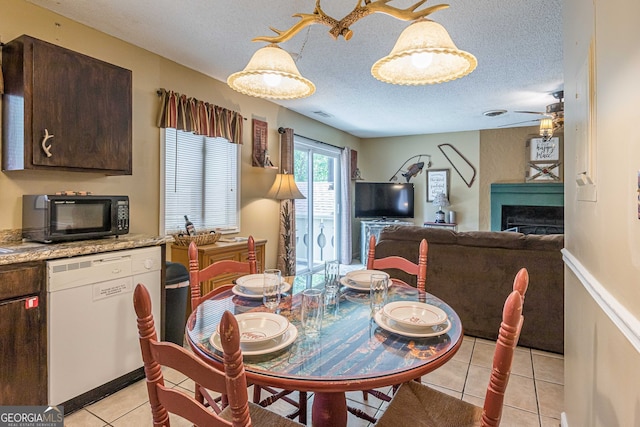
220,402 -> 302,427
375,381 -> 482,427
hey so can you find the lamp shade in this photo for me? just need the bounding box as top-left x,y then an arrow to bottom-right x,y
432,192 -> 450,208
539,118 -> 554,140
371,19 -> 477,85
227,44 -> 315,100
267,173 -> 306,200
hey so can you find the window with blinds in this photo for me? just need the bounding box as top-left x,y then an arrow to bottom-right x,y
163,128 -> 240,234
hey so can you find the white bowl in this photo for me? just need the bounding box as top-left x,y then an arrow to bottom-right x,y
383,301 -> 447,331
235,274 -> 267,293
345,270 -> 390,287
218,312 -> 289,346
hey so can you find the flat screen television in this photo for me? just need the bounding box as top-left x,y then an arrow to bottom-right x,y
355,182 -> 415,219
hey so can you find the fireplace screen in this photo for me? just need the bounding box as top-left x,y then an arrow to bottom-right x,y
501,205 -> 564,235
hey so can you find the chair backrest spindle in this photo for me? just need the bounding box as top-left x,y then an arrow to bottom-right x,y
481,289 -> 524,427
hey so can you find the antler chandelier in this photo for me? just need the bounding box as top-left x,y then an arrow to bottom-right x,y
227,0 -> 477,100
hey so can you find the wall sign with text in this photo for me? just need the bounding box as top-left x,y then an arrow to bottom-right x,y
426,169 -> 450,202
526,137 -> 563,182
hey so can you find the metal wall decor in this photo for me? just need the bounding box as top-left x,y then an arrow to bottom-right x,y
437,143 -> 477,188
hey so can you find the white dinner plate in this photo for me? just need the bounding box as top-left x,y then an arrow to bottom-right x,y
383,301 -> 448,330
345,269 -> 390,287
210,323 -> 298,356
232,281 -> 292,299
374,310 -> 452,338
339,276 -> 369,291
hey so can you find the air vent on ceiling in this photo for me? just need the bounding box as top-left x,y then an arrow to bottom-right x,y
483,109 -> 507,117
313,110 -> 333,118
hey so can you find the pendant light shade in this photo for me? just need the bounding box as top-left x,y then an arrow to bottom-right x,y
371,19 -> 477,85
227,44 -> 315,100
539,118 -> 554,140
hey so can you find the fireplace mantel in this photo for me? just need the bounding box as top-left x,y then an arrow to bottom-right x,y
490,183 -> 564,231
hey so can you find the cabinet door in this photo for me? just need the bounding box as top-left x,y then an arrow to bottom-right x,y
0,297 -> 46,405
31,38 -> 132,173
201,250 -> 241,293
2,35 -> 132,174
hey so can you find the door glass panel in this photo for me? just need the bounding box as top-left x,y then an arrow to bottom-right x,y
294,149 -> 310,272
294,138 -> 341,274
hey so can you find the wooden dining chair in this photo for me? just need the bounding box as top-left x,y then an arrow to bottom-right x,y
188,237 -> 308,424
133,283 -> 302,427
366,235 -> 428,291
358,234 -> 429,412
375,286 -> 527,426
188,236 -> 257,311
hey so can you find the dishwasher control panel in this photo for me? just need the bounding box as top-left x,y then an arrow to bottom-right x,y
47,246 -> 162,292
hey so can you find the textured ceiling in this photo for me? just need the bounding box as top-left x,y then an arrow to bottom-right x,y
26,0 -> 564,138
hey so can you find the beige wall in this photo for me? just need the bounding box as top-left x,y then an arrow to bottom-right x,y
362,126 -> 542,232
0,0 -> 360,268
478,126 -> 544,230
360,132 -> 481,231
563,0 -> 640,425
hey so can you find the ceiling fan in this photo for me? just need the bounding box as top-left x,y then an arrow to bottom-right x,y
501,90 -> 564,140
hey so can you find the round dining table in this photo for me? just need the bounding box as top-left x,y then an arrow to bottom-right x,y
186,274 -> 463,427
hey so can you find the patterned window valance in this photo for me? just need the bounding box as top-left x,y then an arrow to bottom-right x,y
156,88 -> 244,144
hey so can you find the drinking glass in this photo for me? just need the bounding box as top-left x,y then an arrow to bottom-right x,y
263,269 -> 282,311
324,289 -> 340,318
370,273 -> 389,313
301,288 -> 324,337
324,260 -> 340,294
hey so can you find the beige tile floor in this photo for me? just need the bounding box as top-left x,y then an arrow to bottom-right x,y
64,336 -> 563,427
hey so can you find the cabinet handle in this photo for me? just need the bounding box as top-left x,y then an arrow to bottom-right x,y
41,129 -> 54,157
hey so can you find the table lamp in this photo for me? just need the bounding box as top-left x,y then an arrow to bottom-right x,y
432,192 -> 450,223
267,171 -> 306,275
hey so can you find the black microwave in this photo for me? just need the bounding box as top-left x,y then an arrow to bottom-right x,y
22,195 -> 129,243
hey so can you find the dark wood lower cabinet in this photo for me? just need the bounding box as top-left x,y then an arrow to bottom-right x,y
0,262 -> 46,405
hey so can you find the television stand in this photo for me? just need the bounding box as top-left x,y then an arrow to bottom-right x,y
360,219 -> 413,263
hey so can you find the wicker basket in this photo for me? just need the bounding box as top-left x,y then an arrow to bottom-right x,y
172,231 -> 221,246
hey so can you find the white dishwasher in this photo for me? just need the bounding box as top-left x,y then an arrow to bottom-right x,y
47,246 -> 162,405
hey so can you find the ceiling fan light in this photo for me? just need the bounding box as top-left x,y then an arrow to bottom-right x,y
539,118 -> 554,140
371,19 -> 477,85
227,44 -> 315,100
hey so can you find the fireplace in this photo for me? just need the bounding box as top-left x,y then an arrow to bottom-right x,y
490,183 -> 564,234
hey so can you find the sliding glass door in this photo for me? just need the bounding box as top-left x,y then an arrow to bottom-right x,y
294,136 -> 342,274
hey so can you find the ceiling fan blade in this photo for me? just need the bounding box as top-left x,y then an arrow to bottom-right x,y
498,119 -> 541,127
513,110 -> 546,115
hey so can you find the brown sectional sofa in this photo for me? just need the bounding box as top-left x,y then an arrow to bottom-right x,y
373,225 -> 565,354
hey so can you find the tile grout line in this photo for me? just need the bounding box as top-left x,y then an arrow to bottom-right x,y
461,336 -> 477,400
530,348 -> 544,427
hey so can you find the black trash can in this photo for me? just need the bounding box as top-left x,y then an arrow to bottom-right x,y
165,261 -> 189,345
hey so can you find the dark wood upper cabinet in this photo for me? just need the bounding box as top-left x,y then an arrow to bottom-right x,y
2,35 -> 132,175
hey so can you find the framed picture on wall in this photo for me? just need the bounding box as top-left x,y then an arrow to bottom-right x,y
427,169 -> 450,202
526,137 -> 563,182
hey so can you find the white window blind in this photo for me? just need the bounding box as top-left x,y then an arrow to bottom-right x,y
163,128 -> 239,234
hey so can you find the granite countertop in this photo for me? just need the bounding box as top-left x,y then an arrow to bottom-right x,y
0,234 -> 170,266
